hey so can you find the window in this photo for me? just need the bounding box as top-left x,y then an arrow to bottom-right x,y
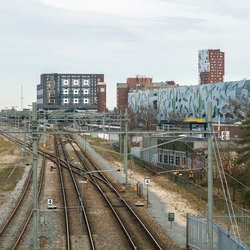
62,79 -> 69,86
83,79 -> 89,86
169,155 -> 174,165
83,98 -> 89,104
73,79 -> 79,86
83,89 -> 89,95
73,98 -> 79,104
37,89 -> 43,95
158,149 -> 186,167
158,149 -> 163,163
63,98 -> 69,104
73,89 -> 79,95
37,98 -> 43,104
63,89 -> 69,95
175,156 -> 181,166
158,154 -> 163,163
163,154 -> 168,164
48,99 -> 55,104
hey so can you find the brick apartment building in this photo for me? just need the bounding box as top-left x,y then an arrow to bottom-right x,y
198,49 -> 225,84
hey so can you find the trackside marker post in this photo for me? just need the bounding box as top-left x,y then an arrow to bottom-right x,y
168,212 -> 175,229
144,178 -> 150,205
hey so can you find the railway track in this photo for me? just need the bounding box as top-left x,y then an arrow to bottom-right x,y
0,150 -> 46,250
0,131 -> 167,249
64,134 -> 164,250
54,136 -> 95,250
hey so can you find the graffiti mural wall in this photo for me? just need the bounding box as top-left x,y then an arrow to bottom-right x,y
128,80 -> 250,123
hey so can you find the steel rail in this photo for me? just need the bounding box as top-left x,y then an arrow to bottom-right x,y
69,135 -> 162,249
66,134 -> 163,249
12,153 -> 46,249
67,138 -> 138,249
0,133 -> 46,249
54,136 -> 71,250
2,132 -> 163,249
58,136 -> 96,250
0,168 -> 33,235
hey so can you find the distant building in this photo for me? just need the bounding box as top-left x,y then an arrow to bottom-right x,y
128,79 -> 250,123
198,49 -> 224,84
127,75 -> 153,89
116,75 -> 176,112
37,73 -> 106,112
97,82 -> 107,112
142,136 -> 207,170
117,83 -> 128,113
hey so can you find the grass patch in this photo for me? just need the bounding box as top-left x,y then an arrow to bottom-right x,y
0,167 -> 24,191
0,136 -> 18,154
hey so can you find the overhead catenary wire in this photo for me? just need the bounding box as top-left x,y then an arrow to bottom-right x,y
224,172 -> 249,190
212,127 -> 241,240
212,139 -> 237,237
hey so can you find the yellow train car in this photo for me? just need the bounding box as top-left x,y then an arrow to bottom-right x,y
183,118 -> 206,123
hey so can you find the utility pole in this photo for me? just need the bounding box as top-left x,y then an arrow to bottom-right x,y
17,112 -> 19,130
43,110 -> 46,148
24,128 -> 27,160
102,115 -> 105,140
108,116 -> 111,145
32,102 -> 39,250
124,109 -> 128,184
21,85 -> 23,110
120,110 -> 123,154
207,102 -> 213,250
73,109 -> 76,129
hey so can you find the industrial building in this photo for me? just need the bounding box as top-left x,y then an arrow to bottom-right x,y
198,49 -> 225,84
37,73 -> 106,112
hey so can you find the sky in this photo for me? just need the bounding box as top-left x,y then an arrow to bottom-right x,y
0,0 -> 249,110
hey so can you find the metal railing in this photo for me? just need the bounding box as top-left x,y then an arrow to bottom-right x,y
187,214 -> 250,250
130,155 -> 250,247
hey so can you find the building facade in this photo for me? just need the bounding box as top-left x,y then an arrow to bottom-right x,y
142,136 -> 207,170
116,75 -> 176,113
117,83 -> 128,113
97,82 -> 107,112
198,49 -> 224,84
128,80 -> 250,123
127,75 -> 153,88
37,73 -> 106,112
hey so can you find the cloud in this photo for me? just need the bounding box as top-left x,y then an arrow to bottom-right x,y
40,0 -> 183,18
38,0 -> 249,35
0,0 -> 249,109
